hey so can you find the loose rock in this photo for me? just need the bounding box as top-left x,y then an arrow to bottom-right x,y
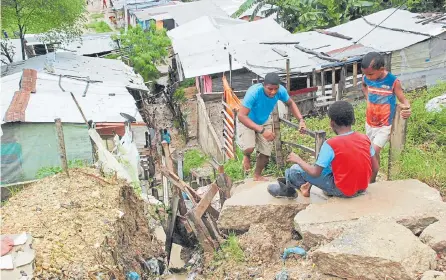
218,180 -> 325,231
294,180 -> 446,248
420,219 -> 446,253
312,219 -> 437,280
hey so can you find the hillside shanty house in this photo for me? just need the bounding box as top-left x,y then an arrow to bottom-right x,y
0,53 -> 149,184
1,33 -> 118,65
130,0 -> 227,31
169,8 -> 446,163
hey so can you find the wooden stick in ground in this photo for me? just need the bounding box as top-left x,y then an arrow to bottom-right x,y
388,106 -> 408,180
55,118 -> 69,177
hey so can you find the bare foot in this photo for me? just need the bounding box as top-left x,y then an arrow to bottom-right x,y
253,175 -> 269,182
243,156 -> 251,171
300,182 -> 311,197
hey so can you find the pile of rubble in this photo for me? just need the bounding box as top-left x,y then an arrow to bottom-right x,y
1,169 -> 164,279
218,179 -> 446,279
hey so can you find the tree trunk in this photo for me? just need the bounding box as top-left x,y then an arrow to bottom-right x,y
19,26 -> 26,61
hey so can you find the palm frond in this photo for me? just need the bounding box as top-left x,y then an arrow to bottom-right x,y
231,0 -> 262,18
250,2 -> 266,21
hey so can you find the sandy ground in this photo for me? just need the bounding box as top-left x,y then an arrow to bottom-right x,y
1,169 -> 164,279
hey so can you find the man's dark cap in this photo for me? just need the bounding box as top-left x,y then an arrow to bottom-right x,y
264,72 -> 281,85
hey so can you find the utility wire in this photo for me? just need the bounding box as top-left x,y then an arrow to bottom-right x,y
338,0 -> 409,55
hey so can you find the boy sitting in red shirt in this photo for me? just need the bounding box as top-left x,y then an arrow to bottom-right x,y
268,101 -> 379,198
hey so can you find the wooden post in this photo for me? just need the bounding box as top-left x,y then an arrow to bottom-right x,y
286,58 -> 291,93
54,118 -> 69,177
272,106 -> 284,167
321,70 -> 325,96
232,109 -> 238,159
216,171 -> 232,208
312,68 -> 317,87
306,74 -> 311,88
353,62 -> 358,87
338,65 -> 346,101
331,67 -> 336,98
229,53 -> 233,88
387,106 -> 408,179
314,130 -> 326,159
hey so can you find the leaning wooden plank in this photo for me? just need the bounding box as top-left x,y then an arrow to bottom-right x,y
195,183 -> 219,218
160,167 -> 221,219
165,194 -> 180,265
186,211 -> 216,253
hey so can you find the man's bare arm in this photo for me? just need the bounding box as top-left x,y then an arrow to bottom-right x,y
286,98 -> 303,120
394,80 -> 411,118
362,82 -> 368,99
288,153 -> 323,177
286,98 -> 306,132
238,106 -> 263,133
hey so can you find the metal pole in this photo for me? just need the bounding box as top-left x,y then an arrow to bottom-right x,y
286,58 -> 291,93
229,53 -> 233,88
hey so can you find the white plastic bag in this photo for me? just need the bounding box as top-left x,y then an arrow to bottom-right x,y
426,94 -> 446,113
116,125 -> 142,190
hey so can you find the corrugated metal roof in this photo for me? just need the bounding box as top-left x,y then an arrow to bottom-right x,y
1,52 -> 147,90
1,72 -> 143,124
169,18 -> 292,78
3,33 -> 118,64
168,16 -> 243,40
133,0 -> 227,25
328,8 -> 445,52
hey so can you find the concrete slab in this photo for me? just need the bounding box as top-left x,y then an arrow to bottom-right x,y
313,219 -> 437,280
218,179 -> 327,231
294,179 -> 446,248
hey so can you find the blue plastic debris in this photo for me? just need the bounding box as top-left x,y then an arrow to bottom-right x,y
126,272 -> 140,280
282,246 -> 306,259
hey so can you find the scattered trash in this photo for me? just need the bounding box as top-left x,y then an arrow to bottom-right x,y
282,246 -> 306,260
276,269 -> 289,280
15,251 -> 35,267
0,255 -> 14,270
13,233 -> 28,246
187,271 -> 198,280
142,258 -> 163,275
126,271 -> 140,280
426,94 -> 446,112
0,237 -> 14,256
116,210 -> 125,218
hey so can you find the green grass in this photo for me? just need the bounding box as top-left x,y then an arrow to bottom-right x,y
180,78 -> 196,88
36,159 -> 88,179
173,87 -> 187,104
282,82 -> 446,197
213,233 -> 245,263
90,13 -> 104,20
104,53 -> 120,60
183,149 -> 208,178
222,147 -> 245,181
85,21 -> 112,33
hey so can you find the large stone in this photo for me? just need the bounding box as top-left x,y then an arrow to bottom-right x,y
312,219 -> 438,280
294,179 -> 446,248
421,271 -> 446,280
218,179 -> 327,231
420,219 -> 446,253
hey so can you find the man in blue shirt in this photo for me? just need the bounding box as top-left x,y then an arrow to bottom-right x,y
238,72 -> 306,181
162,128 -> 171,145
